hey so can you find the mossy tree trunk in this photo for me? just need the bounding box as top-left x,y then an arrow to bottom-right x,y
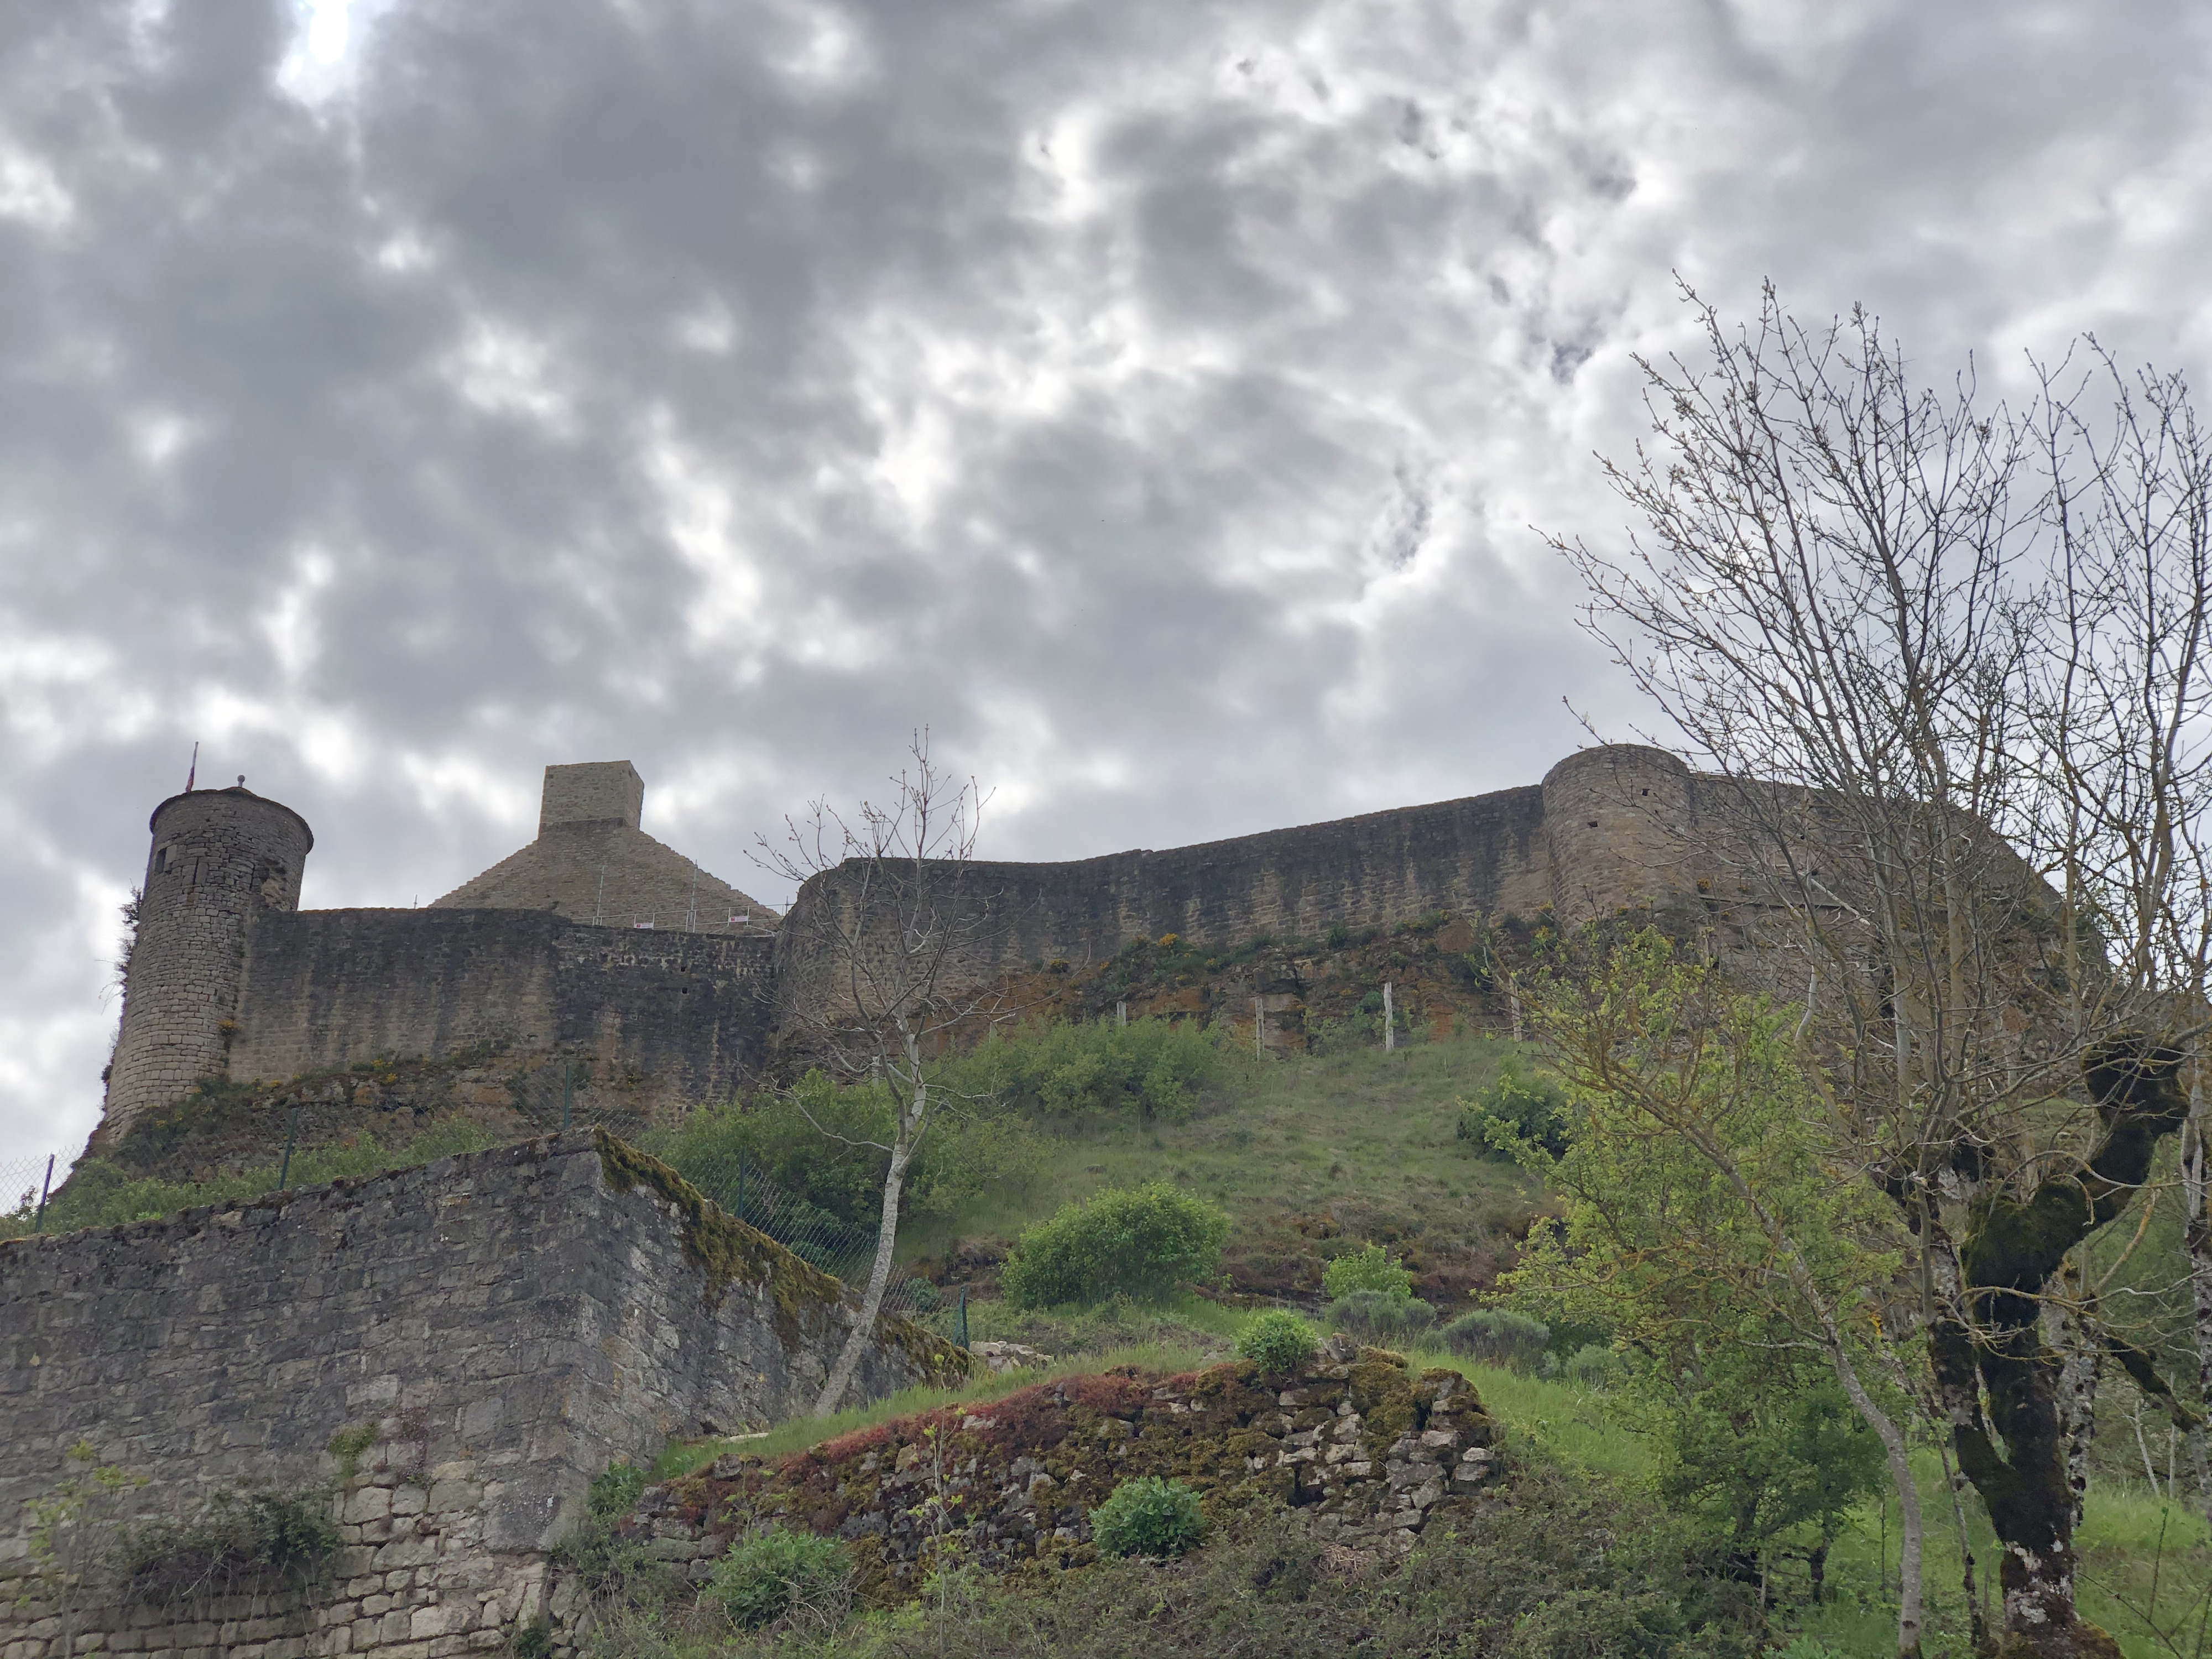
1924,1045 -> 2189,1656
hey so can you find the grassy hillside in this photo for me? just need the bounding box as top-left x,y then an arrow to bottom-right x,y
896,1030 -> 1547,1306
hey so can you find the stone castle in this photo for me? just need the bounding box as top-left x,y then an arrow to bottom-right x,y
99,745 -> 1704,1142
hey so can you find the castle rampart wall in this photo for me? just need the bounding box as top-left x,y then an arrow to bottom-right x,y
228,911 -> 774,1108
774,783 -> 1556,1030
774,752 -> 1719,1035
0,1133 -> 955,1657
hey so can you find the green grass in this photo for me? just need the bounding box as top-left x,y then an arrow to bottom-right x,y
1412,1348 -> 2210,1659
902,1033 -> 1545,1301
1404,1349 -> 1655,1481
0,1119 -> 497,1239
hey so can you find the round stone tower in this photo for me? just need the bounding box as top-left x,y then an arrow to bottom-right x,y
1541,744 -> 1696,928
101,785 -> 313,1140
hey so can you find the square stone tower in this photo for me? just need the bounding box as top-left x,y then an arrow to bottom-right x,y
539,760 -> 645,833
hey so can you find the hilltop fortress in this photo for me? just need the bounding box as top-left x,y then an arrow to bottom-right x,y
98,745 -> 1701,1142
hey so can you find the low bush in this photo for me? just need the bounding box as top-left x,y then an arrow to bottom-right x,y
708,1526 -> 851,1629
1328,1290 -> 1435,1344
876,1460 -> 1760,1659
116,1488 -> 340,1604
1000,1184 -> 1228,1309
588,1461 -> 648,1520
1440,1308 -> 1550,1370
1552,1342 -> 1627,1390
1236,1310 -> 1318,1376
1319,1243 -> 1412,1305
551,1461 -> 669,1610
1089,1477 -> 1206,1559
941,1017 -> 1224,1126
1455,1058 -> 1569,1160
649,1072 -> 1042,1232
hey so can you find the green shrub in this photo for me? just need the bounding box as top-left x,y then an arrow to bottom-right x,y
1455,1058 -> 1569,1160
588,1461 -> 648,1520
648,1073 -> 1042,1230
708,1526 -> 851,1627
1089,1477 -> 1205,1559
940,1017 -> 1223,1126
1554,1343 -> 1627,1390
1236,1310 -> 1318,1376
1328,1290 -> 1435,1343
1000,1183 -> 1228,1309
1321,1243 -> 1412,1305
1440,1308 -> 1550,1370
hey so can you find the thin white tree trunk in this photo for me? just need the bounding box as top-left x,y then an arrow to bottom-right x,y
815,1133 -> 912,1416
1828,1337 -> 1926,1656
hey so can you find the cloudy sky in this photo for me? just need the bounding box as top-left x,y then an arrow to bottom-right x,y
2,0 -> 2208,1165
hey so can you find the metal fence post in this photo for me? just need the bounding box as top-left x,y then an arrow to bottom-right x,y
734,1149 -> 745,1227
278,1107 -> 298,1190
956,1284 -> 969,1350
32,1155 -> 53,1234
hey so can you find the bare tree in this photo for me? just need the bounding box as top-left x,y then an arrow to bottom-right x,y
2022,348 -> 2212,1514
756,733 -> 998,1416
1547,283 -> 2198,1659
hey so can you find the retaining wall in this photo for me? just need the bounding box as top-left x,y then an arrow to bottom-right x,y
0,1132 -> 963,1658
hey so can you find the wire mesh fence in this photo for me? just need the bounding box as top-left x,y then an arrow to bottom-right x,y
1,1152 -> 61,1233
665,1140 -> 944,1324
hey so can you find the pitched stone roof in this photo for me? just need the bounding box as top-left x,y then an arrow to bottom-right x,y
431,761 -> 776,930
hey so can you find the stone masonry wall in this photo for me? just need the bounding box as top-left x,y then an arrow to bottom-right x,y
559,1342 -> 1498,1644
0,1132 -> 964,1658
226,911 -> 775,1112
772,745 -> 1716,1039
773,784 -> 1558,1036
538,762 -> 644,832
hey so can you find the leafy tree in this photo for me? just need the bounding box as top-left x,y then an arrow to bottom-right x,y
1503,933 -> 1913,1639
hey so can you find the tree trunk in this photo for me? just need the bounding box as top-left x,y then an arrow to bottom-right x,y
813,1132 -> 914,1417
2185,1067 -> 2212,1524
1828,1344 -> 1925,1657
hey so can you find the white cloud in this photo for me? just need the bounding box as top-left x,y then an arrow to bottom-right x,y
3,0 -> 2211,1160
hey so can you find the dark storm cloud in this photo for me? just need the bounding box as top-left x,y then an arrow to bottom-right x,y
3,0 -> 2209,1156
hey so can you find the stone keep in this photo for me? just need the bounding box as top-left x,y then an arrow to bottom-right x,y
103,786 -> 313,1138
